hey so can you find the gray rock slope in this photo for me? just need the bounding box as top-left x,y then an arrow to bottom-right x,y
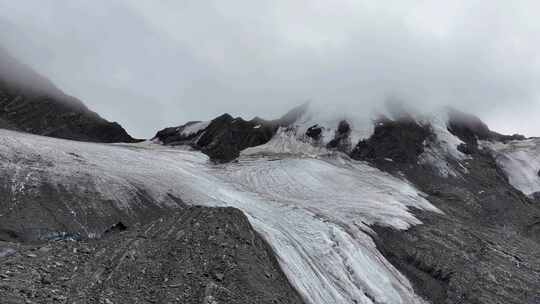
0,207 -> 304,304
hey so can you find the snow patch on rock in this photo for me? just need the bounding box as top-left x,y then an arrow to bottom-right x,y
181,121 -> 210,136
418,111 -> 470,177
482,138 -> 540,196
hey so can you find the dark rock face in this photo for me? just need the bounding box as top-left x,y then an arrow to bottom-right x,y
351,117 -> 432,163
327,120 -> 352,152
305,124 -> 323,141
155,113 -> 278,162
0,207 -> 304,304
0,47 -> 136,143
447,108 -> 493,145
447,108 -> 526,153
354,117 -> 540,304
195,114 -> 277,162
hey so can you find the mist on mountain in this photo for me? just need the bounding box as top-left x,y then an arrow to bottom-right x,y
0,1 -> 538,138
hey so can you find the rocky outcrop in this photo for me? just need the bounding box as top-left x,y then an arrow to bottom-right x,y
305,125 -> 323,141
0,207 -> 304,304
447,108 -> 525,154
153,103 -> 309,162
0,47 -> 136,143
351,116 -> 432,164
326,120 -> 352,152
195,114 -> 277,162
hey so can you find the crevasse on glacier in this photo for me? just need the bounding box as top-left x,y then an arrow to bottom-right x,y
0,126 -> 443,304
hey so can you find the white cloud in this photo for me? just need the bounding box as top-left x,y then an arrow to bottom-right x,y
0,0 -> 539,137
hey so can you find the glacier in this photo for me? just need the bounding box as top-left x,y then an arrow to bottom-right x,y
0,128 -> 442,304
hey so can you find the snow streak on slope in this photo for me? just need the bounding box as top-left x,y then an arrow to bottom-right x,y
180,120 -> 210,136
0,129 -> 439,304
292,106 -> 374,149
418,112 -> 470,177
242,128 -> 330,158
483,138 -> 540,196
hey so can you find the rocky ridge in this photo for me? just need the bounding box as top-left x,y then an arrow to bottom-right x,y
0,47 -> 136,143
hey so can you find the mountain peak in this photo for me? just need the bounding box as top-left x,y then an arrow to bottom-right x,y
0,46 -> 137,143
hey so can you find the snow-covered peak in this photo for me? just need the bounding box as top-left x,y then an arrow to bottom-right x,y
180,120 -> 210,136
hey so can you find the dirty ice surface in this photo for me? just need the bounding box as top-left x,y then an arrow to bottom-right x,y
483,138 -> 540,196
0,129 -> 440,304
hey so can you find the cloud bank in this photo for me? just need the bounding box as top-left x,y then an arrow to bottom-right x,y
0,0 -> 539,137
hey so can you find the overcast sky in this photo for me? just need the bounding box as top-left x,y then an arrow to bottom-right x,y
0,0 -> 539,138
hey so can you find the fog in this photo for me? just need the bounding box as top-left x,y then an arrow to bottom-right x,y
0,1 -> 539,138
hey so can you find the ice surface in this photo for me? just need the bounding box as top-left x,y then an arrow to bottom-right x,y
0,129 -> 440,304
181,121 -> 210,136
482,138 -> 540,196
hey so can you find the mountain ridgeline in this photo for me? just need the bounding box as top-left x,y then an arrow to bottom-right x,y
153,103 -> 309,162
0,47 -> 136,143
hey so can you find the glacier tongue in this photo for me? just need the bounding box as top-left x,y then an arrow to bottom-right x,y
0,129 -> 439,304
211,156 -> 438,304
